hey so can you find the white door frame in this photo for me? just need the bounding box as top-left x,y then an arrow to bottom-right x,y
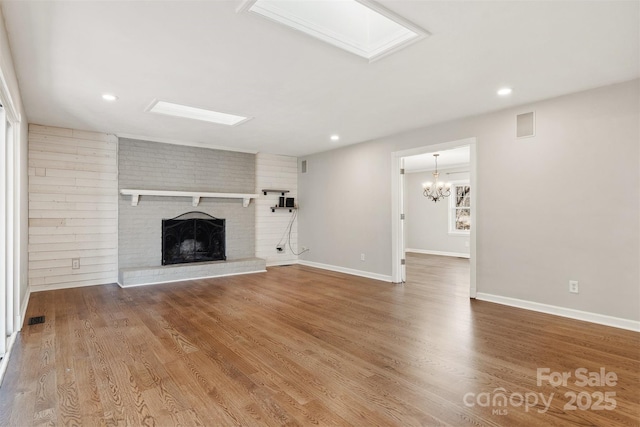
398,156 -> 406,282
0,66 -> 22,362
0,104 -> 6,357
391,137 -> 477,297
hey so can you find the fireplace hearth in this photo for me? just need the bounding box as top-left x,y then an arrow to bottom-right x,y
162,212 -> 225,265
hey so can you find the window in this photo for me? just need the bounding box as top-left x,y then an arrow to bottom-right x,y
241,0 -> 428,62
449,183 -> 471,234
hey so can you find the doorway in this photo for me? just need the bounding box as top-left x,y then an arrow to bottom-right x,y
391,138 -> 477,297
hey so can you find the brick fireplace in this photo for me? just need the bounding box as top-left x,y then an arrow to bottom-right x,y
117,138 -> 265,287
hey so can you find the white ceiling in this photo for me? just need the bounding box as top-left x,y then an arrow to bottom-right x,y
404,146 -> 469,173
1,1 -> 638,157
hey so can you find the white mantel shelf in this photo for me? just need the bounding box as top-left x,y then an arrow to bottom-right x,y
120,189 -> 260,207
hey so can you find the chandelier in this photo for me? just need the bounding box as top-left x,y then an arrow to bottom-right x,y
422,154 -> 451,202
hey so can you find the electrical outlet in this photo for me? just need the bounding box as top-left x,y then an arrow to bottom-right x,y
360,253 -> 365,261
72,258 -> 80,269
569,280 -> 579,294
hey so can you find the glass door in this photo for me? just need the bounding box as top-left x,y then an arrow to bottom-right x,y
0,105 -> 6,358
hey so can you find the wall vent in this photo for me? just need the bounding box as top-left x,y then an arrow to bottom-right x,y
516,111 -> 535,138
301,160 -> 307,173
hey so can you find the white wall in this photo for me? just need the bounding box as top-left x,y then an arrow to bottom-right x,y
255,153 -> 298,266
298,142 -> 391,277
405,167 -> 470,256
0,7 -> 29,317
298,79 -> 640,323
28,125 -> 118,291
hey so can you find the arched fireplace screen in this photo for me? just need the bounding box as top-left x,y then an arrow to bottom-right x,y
162,211 -> 225,265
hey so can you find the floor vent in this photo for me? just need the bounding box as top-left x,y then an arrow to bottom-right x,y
28,316 -> 45,325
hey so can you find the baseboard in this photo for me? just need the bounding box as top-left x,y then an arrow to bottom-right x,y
18,285 -> 31,330
117,269 -> 267,288
0,332 -> 18,387
406,248 -> 470,259
30,279 -> 111,293
476,293 -> 640,332
266,260 -> 298,267
1,286 -> 31,386
297,260 -> 392,282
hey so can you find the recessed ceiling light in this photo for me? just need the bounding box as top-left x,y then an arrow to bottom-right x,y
330,135 -> 340,141
146,100 -> 251,126
239,0 -> 429,62
497,87 -> 513,96
102,94 -> 118,101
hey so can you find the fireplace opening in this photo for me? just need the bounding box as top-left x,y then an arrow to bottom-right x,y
162,211 -> 225,265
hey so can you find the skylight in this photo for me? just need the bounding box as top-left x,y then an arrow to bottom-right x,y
239,0 -> 428,62
146,100 -> 251,126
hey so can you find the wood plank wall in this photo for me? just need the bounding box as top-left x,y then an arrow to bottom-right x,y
28,124 -> 118,291
255,153 -> 298,266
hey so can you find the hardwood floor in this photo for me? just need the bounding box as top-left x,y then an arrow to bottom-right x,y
1,253 -> 638,426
